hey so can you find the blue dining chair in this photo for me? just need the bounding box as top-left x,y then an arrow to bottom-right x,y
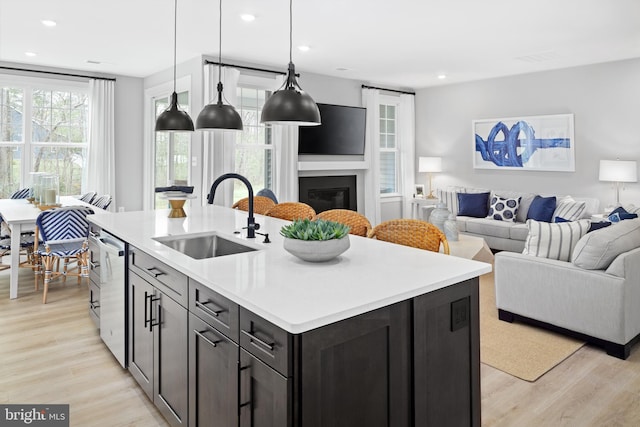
34,206 -> 94,303
91,194 -> 112,210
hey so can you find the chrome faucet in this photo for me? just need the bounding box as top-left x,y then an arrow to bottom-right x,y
207,173 -> 259,238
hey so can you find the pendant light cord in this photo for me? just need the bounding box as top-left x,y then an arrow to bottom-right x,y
218,0 -> 222,80
289,0 -> 293,64
173,0 -> 177,93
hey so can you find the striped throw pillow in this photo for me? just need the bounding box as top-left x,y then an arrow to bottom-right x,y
552,196 -> 586,222
437,188 -> 466,216
523,219 -> 590,261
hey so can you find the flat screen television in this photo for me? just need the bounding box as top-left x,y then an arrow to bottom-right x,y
298,103 -> 366,155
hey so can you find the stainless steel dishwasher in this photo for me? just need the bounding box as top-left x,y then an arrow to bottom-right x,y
90,230 -> 127,368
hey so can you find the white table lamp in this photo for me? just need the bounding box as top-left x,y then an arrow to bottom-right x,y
599,159 -> 637,206
419,157 -> 442,199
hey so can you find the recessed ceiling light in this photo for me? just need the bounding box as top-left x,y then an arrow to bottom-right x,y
437,74 -> 447,80
41,19 -> 57,27
336,67 -> 349,71
298,45 -> 310,52
25,52 -> 37,57
240,14 -> 255,22
86,60 -> 101,65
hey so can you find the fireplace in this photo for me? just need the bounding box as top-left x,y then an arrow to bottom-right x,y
299,175 -> 357,214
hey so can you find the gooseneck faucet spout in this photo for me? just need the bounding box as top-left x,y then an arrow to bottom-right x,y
207,173 -> 259,238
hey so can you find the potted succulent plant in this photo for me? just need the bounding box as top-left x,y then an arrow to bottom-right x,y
280,218 -> 351,262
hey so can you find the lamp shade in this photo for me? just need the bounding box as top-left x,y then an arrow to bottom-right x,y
599,160 -> 638,182
418,157 -> 442,173
261,87 -> 321,125
155,92 -> 195,132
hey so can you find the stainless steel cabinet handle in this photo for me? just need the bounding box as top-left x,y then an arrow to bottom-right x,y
195,300 -> 224,318
193,329 -> 221,348
241,329 -> 275,352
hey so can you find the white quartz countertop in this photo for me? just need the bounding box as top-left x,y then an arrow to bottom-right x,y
89,205 -> 492,333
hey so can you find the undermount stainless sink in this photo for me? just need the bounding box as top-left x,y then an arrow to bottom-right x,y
153,232 -> 257,259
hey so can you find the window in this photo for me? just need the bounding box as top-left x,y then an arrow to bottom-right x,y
152,91 -> 191,209
0,77 -> 88,198
233,86 -> 273,201
379,102 -> 398,194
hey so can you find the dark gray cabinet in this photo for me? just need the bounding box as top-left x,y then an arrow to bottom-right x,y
413,277 -> 480,426
128,246 -> 189,427
189,313 -> 238,427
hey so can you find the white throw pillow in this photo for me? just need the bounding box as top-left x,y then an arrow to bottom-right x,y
487,195 -> 520,222
523,219 -> 590,261
572,218 -> 640,270
552,196 -> 586,221
437,188 -> 465,216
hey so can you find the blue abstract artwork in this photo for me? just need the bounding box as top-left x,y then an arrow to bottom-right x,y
473,114 -> 575,171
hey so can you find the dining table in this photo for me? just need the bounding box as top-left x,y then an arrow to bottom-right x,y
0,196 -> 101,299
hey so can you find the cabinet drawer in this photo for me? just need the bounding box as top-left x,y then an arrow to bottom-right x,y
240,308 -> 291,376
190,279 -> 239,342
129,246 -> 188,308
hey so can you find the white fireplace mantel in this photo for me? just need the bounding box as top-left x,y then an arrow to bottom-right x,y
297,160 -> 369,171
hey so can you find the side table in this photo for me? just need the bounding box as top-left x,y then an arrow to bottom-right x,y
411,197 -> 439,220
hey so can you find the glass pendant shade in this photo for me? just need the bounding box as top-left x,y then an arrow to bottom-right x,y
156,92 -> 195,131
196,84 -> 243,131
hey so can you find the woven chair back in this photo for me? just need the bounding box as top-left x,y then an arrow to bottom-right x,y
264,202 -> 316,221
10,188 -> 31,199
232,196 -> 276,215
80,191 -> 97,203
369,219 -> 450,254
92,194 -> 112,210
314,209 -> 372,237
36,206 -> 94,242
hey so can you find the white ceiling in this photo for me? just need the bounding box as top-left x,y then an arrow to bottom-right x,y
1,0 -> 640,89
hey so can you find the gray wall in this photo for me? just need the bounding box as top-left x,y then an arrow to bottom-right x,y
415,57 -> 640,210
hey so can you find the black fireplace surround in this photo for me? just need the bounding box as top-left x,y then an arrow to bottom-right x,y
298,175 -> 357,214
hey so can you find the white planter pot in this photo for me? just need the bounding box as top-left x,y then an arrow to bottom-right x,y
283,235 -> 350,262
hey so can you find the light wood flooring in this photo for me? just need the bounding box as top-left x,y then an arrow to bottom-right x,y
2,267 -> 640,426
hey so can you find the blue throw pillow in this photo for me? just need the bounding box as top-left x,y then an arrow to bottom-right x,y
588,221 -> 612,233
608,206 -> 638,221
527,195 -> 557,222
457,192 -> 490,218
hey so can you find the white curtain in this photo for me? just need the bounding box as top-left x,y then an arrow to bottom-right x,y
201,65 -> 240,207
362,88 -> 381,226
85,79 -> 116,211
398,94 -> 416,218
271,75 -> 300,202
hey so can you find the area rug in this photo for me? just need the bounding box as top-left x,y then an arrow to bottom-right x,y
479,273 -> 585,382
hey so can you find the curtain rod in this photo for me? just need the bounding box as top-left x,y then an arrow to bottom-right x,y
204,60 -> 288,76
0,66 -> 116,81
362,84 -> 415,96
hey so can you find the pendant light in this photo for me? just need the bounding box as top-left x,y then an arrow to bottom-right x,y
155,0 -> 194,132
195,0 -> 243,131
260,0 -> 321,126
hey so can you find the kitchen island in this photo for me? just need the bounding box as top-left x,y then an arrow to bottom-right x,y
88,205 -> 491,427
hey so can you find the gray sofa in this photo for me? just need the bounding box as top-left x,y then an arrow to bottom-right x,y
435,188 -> 600,252
495,218 -> 640,359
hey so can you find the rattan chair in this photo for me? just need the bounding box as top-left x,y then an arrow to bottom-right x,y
232,196 -> 276,215
34,206 -> 94,303
368,219 -> 450,254
314,209 -> 372,237
264,202 -> 316,221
